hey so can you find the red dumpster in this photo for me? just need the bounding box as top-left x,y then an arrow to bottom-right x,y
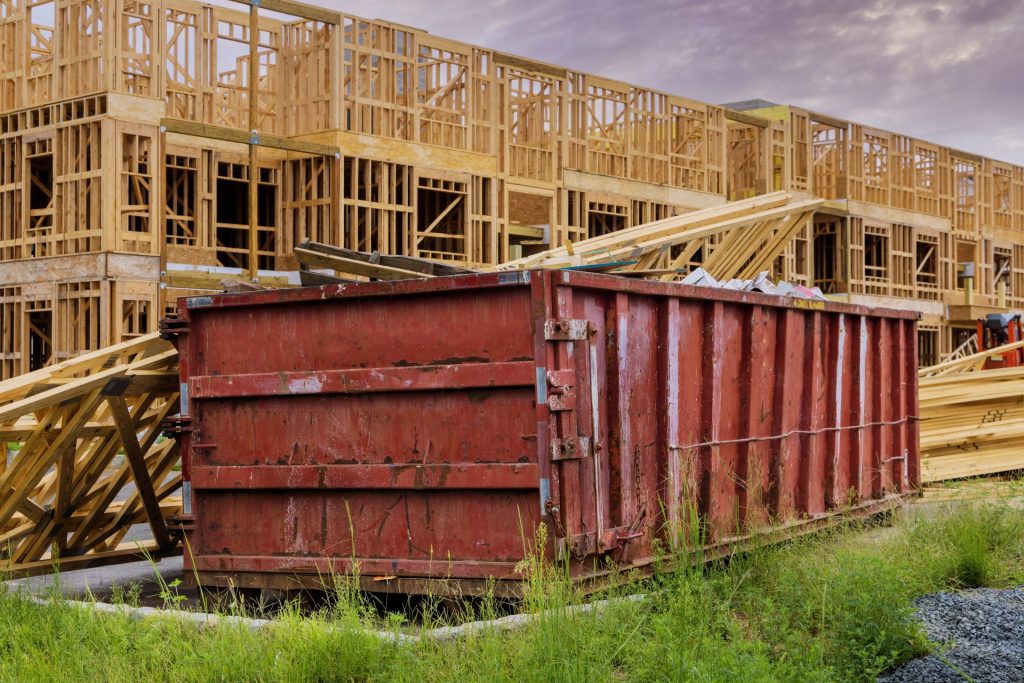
166,270 -> 919,595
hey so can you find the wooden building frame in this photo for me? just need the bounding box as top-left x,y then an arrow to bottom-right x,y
2,0 -> 1024,375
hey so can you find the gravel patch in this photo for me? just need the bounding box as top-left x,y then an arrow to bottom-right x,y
879,588 -> 1024,683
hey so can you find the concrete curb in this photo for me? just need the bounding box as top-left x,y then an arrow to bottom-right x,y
15,590 -> 648,644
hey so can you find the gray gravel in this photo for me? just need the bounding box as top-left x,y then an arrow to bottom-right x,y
879,588 -> 1024,683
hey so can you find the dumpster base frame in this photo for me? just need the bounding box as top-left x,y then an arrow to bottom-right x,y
184,491 -> 915,597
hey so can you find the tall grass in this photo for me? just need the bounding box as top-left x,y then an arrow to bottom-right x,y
0,493 -> 1022,683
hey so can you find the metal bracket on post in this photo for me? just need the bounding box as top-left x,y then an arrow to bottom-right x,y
550,435 -> 592,461
544,318 -> 591,341
158,317 -> 190,340
161,415 -> 193,439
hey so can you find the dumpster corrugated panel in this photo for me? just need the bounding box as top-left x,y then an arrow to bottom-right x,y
169,270 -> 919,594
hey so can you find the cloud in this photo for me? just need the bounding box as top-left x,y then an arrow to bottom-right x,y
327,0 -> 1024,163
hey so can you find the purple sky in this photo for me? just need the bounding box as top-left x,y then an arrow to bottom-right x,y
328,0 -> 1024,164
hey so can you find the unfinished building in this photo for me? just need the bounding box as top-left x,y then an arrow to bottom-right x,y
0,0 -> 1021,377
725,100 -> 1024,366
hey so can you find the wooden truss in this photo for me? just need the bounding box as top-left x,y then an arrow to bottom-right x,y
297,192 -> 823,286
494,191 -> 822,281
0,333 -> 182,577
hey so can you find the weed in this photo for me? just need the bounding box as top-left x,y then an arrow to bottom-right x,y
0,492 -> 1020,682
109,582 -> 142,608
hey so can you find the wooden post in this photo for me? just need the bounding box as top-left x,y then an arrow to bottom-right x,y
998,280 -> 1007,308
248,4 -> 260,281
965,276 -> 974,306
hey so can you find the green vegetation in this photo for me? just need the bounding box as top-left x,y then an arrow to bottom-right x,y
1,489 -> 1022,683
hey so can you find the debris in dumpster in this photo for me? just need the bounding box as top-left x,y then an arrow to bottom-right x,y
678,268 -> 829,300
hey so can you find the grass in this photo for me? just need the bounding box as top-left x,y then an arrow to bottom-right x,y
1,489 -> 1022,683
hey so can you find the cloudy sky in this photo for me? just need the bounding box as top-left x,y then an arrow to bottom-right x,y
327,0 -> 1024,164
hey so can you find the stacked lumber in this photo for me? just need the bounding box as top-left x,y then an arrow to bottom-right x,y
919,342 -> 1024,482
295,193 -> 823,283
0,333 -> 182,577
919,340 -> 1024,377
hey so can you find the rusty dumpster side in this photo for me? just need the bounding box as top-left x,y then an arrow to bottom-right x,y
165,269 -> 919,595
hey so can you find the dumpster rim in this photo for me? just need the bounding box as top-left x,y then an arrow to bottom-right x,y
175,269 -> 919,321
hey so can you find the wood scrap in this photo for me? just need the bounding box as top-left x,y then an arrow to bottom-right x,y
298,270 -> 357,287
219,278 -> 269,293
296,239 -> 476,281
493,192 -> 792,270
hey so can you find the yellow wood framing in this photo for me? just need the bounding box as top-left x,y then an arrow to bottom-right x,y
918,341 -> 1024,482
0,333 -> 182,577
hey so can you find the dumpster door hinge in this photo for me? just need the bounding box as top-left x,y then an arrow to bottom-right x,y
544,318 -> 592,341
551,435 -> 591,461
158,316 -> 189,339
161,414 -> 193,438
546,369 -> 576,411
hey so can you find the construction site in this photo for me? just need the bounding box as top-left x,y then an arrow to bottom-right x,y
0,0 -> 1023,679
0,0 -> 1022,372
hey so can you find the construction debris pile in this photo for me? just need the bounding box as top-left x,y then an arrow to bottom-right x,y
296,192 -> 824,286
677,268 -> 829,301
0,334 -> 182,577
918,341 -> 1024,482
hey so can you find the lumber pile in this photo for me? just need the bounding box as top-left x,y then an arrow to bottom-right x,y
919,342 -> 1024,482
295,193 -> 823,283
0,333 -> 183,577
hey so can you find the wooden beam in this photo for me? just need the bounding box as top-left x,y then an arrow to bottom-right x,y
0,331 -> 182,577
950,149 -> 984,164
808,111 -> 849,130
105,394 -> 171,548
918,343 -> 1024,482
159,119 -> 340,157
418,196 -> 462,239
725,109 -> 771,128
493,52 -> 567,80
298,240 -> 475,277
248,3 -> 260,281
295,247 -> 437,281
227,0 -> 341,24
